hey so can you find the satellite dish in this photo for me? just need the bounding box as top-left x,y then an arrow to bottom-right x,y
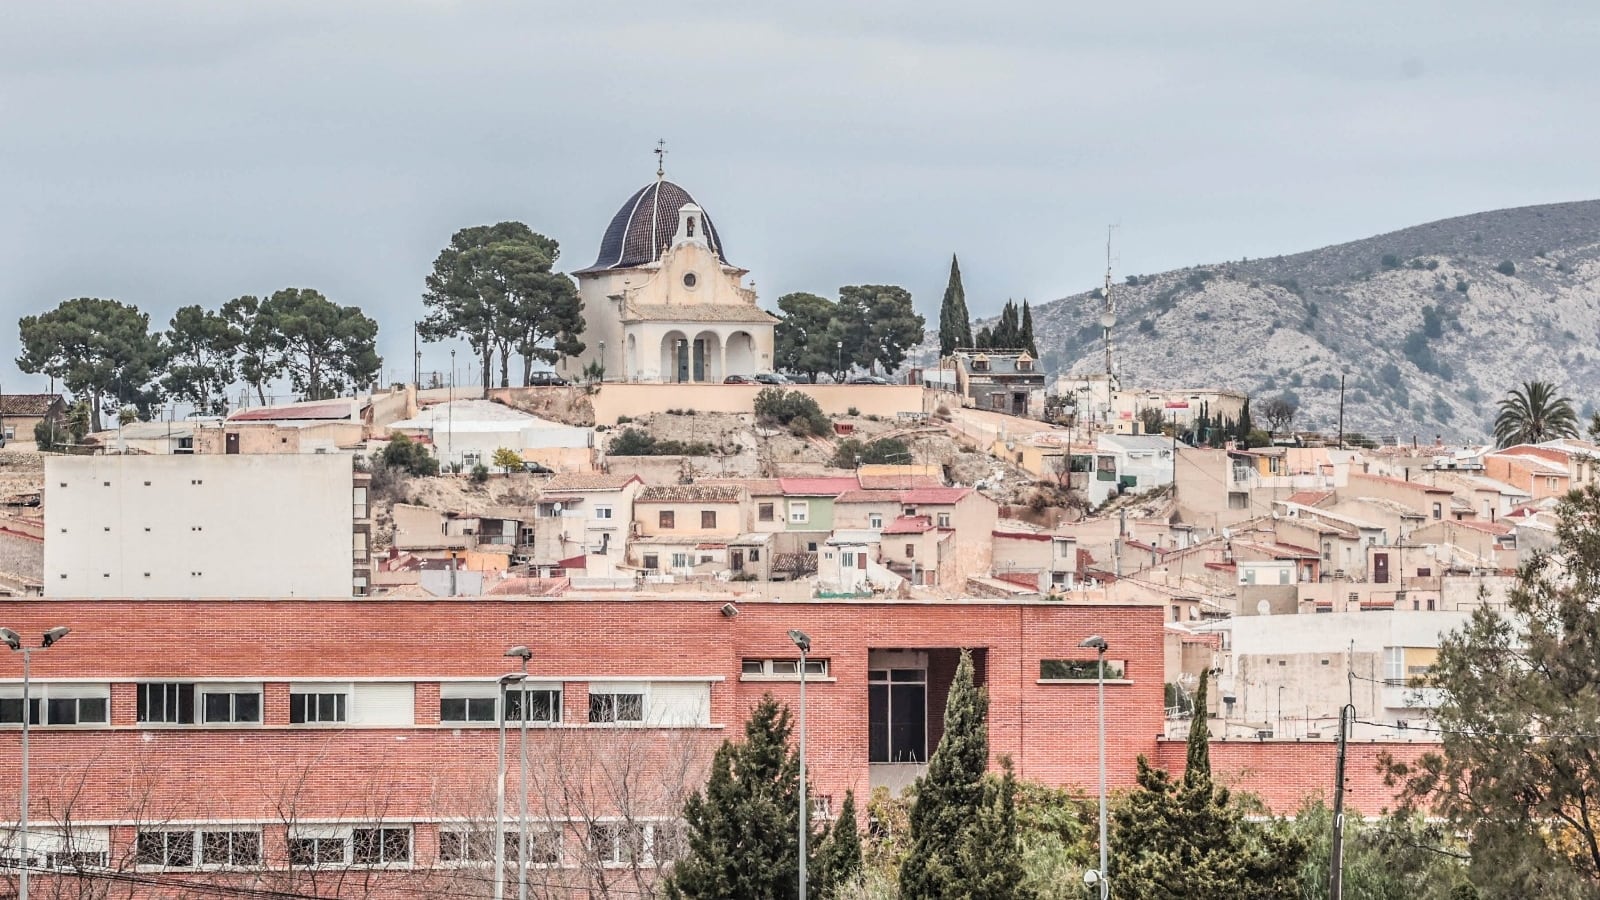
1256,599 -> 1272,616
1098,312 -> 1117,329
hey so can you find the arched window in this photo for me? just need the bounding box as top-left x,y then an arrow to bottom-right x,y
686,216 -> 696,238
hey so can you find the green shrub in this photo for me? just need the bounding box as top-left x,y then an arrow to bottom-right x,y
607,427 -> 715,457
754,387 -> 829,435
380,433 -> 439,476
1381,253 -> 1401,268
470,463 -> 489,484
847,406 -> 860,417
616,414 -> 633,425
1496,260 -> 1516,276
830,436 -> 911,468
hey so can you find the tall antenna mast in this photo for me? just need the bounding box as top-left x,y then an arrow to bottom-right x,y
1099,226 -> 1118,379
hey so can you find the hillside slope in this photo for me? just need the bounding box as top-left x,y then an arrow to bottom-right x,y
1025,200 -> 1600,441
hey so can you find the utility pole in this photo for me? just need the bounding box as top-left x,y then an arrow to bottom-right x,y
1329,703 -> 1355,900
1337,374 -> 1346,449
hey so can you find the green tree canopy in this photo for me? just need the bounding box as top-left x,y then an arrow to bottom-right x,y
938,254 -> 974,356
17,297 -> 166,432
774,292 -> 844,383
900,650 -> 1031,899
837,284 -> 924,377
1493,380 -> 1578,447
1386,484 -> 1600,896
259,288 -> 380,401
1020,300 -> 1038,356
220,295 -> 280,406
162,305 -> 239,415
421,222 -> 582,389
1111,671 -> 1304,899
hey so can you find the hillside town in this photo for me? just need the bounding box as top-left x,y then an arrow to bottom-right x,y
5,158 -> 1600,900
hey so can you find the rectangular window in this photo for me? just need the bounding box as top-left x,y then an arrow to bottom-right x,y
1,694 -> 109,727
842,551 -> 855,568
352,827 -> 411,866
671,552 -> 689,568
287,835 -> 348,867
868,513 -> 883,529
788,501 -> 809,524
136,831 -> 195,868
749,548 -> 760,562
758,503 -> 775,522
507,688 -> 562,723
642,553 -> 659,571
742,658 -> 828,677
201,831 -> 261,867
440,829 -> 559,865
201,688 -> 262,724
137,683 -> 195,725
440,696 -> 497,723
869,669 -> 927,764
595,505 -> 613,520
1039,659 -> 1125,680
591,823 -> 647,866
1384,647 -> 1406,685
701,510 -> 717,529
589,692 -> 645,724
659,510 -> 675,529
290,690 -> 348,724
905,543 -> 915,559
936,513 -> 951,528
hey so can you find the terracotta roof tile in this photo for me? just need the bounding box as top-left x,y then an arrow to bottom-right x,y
541,473 -> 643,492
638,484 -> 743,502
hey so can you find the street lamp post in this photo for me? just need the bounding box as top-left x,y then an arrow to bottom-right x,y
1079,634 -> 1109,900
1278,685 -> 1287,737
505,646 -> 532,900
835,341 -> 843,382
494,671 -> 526,900
788,629 -> 812,900
2,625 -> 71,900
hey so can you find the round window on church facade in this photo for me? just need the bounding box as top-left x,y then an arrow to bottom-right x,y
683,272 -> 698,289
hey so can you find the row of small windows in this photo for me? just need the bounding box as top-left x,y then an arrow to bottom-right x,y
7,824 -> 682,872
3,682 -> 704,727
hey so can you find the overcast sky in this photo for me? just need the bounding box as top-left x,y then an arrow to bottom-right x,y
3,1 -> 1596,394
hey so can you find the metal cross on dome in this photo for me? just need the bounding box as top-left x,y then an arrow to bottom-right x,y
655,139 -> 667,178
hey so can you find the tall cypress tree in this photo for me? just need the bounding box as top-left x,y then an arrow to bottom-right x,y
814,790 -> 863,899
939,255 -> 973,355
1020,300 -> 1038,356
900,651 -> 1030,899
1237,398 -> 1254,445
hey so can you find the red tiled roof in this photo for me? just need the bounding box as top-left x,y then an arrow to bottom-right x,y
542,473 -> 643,492
835,489 -> 901,504
778,477 -> 860,496
0,394 -> 62,416
858,474 -> 943,490
883,515 -> 934,535
1285,490 -> 1333,507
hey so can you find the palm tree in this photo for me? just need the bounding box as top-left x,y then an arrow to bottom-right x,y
1493,380 -> 1579,447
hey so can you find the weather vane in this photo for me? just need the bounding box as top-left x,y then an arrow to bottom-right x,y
655,139 -> 667,179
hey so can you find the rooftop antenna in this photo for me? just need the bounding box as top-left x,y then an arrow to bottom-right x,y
1099,226 -> 1118,380
655,139 -> 667,180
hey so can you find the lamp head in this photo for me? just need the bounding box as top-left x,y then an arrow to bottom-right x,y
1083,869 -> 1101,886
788,629 -> 811,653
0,628 -> 20,651
1079,635 -> 1108,652
499,672 -> 527,685
42,626 -> 70,648
720,603 -> 739,618
504,645 -> 532,661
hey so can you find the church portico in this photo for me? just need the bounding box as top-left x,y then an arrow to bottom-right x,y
567,160 -> 777,384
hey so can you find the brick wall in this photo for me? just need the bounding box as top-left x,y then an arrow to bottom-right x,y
1153,737 -> 1438,814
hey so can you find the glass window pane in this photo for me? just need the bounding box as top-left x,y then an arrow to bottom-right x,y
232,832 -> 260,866
382,828 -> 410,863
287,838 -> 315,866
318,694 -> 339,721
868,684 -> 888,762
438,831 -> 464,861
204,693 -> 232,723
0,697 -> 21,723
890,684 -> 927,763
78,697 -> 108,723
136,832 -> 164,866
168,831 -> 194,867
617,694 -> 644,721
741,659 -> 764,674
467,697 -> 496,721
201,832 -> 231,865
440,698 -> 466,721
234,693 -> 260,723
318,837 -> 346,865
47,697 -> 78,725
588,694 -> 612,723
290,695 -> 308,724
771,660 -> 798,675
890,669 -> 925,683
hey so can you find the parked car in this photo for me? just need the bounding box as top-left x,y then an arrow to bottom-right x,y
848,375 -> 890,385
527,371 -> 569,386
724,374 -> 754,384
753,372 -> 792,385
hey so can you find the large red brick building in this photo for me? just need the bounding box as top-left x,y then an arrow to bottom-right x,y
0,595 -> 1423,898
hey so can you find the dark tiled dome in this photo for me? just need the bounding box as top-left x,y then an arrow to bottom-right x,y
580,180 -> 729,272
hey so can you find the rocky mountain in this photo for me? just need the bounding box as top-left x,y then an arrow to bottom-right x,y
1020,199 -> 1600,442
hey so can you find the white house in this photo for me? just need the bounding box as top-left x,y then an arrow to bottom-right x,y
389,399 -> 592,471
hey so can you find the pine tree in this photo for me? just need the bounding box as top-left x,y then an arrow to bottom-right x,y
666,695 -> 810,900
939,255 -> 973,355
975,325 -> 993,349
901,651 -> 1031,899
1020,300 -> 1038,356
814,790 -> 863,899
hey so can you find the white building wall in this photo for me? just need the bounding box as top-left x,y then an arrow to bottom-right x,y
45,455 -> 354,598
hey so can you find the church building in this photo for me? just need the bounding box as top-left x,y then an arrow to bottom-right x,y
566,165 -> 776,383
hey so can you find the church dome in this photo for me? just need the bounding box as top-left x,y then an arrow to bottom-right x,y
581,179 -> 730,273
